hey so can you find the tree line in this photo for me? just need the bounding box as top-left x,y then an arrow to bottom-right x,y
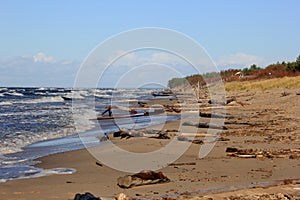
168,55 -> 300,88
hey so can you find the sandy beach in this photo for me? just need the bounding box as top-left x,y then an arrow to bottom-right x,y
0,86 -> 299,200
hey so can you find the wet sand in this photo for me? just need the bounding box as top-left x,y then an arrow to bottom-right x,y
0,87 -> 299,199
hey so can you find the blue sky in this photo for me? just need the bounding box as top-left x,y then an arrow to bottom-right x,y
0,0 -> 299,87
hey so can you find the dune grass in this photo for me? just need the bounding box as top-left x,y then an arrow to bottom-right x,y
223,76 -> 300,92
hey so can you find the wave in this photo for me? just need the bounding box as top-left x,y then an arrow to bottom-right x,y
0,88 -> 8,92
0,113 -> 14,117
4,91 -> 24,96
62,91 -> 87,100
18,96 -> 65,104
94,94 -> 111,98
0,101 -> 12,105
0,87 -> 157,182
1,158 -> 29,165
0,166 -> 76,183
72,105 -> 98,133
0,127 -> 73,155
0,105 -> 97,156
36,87 -> 46,91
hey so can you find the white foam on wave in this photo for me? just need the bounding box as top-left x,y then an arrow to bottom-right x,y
0,108 -> 57,117
0,105 -> 98,156
62,91 -> 85,100
95,89 -> 113,94
0,88 -> 153,170
94,94 -> 111,98
72,105 -> 98,133
0,101 -> 12,105
4,91 -> 24,96
0,125 -> 77,156
75,90 -> 90,96
42,168 -> 76,175
35,92 -> 47,95
1,158 -> 29,165
0,167 -> 76,183
19,96 -> 65,104
1,95 -> 65,105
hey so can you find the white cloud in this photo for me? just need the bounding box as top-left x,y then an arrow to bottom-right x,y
33,52 -> 55,63
61,60 -> 74,65
78,48 -> 213,87
90,50 -> 199,88
109,50 -> 189,67
217,53 -> 267,68
151,52 -> 188,66
0,54 -> 79,87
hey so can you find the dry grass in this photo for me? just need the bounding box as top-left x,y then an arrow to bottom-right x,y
223,76 -> 300,92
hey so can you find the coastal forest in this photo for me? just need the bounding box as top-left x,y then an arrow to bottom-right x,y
168,55 -> 300,88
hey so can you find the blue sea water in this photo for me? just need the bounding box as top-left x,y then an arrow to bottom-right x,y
0,87 -> 177,182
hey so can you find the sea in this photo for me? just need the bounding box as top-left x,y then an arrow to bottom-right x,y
0,87 -> 178,182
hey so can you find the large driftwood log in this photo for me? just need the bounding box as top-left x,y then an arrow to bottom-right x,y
149,132 -> 170,139
180,133 -> 217,137
117,170 -> 170,188
182,121 -> 227,130
199,112 -> 226,118
208,97 -> 235,105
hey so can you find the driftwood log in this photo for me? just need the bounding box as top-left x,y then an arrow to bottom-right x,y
117,170 -> 170,188
199,112 -> 226,119
169,162 -> 196,166
182,121 -> 227,130
149,132 -> 170,139
208,97 -> 235,105
225,147 -> 300,159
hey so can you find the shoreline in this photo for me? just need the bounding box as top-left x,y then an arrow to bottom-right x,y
0,96 -> 181,183
0,88 -> 299,199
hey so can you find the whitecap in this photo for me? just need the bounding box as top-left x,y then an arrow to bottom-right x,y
72,106 -> 98,133
0,110 -> 96,157
1,158 -> 29,165
41,168 -> 76,175
4,92 -> 24,96
0,88 -> 8,92
19,96 -> 65,104
0,166 -> 76,183
72,90 -> 90,97
0,101 -> 12,105
94,94 -> 111,98
62,91 -> 85,100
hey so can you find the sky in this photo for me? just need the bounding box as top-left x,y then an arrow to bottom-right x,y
0,0 -> 299,87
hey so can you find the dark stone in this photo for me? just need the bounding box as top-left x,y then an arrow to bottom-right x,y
120,132 -> 132,139
192,139 -> 203,144
226,147 -> 238,153
218,137 -> 230,141
74,192 -> 99,200
113,130 -> 122,137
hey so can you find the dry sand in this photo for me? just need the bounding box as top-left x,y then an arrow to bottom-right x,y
0,87 -> 299,200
